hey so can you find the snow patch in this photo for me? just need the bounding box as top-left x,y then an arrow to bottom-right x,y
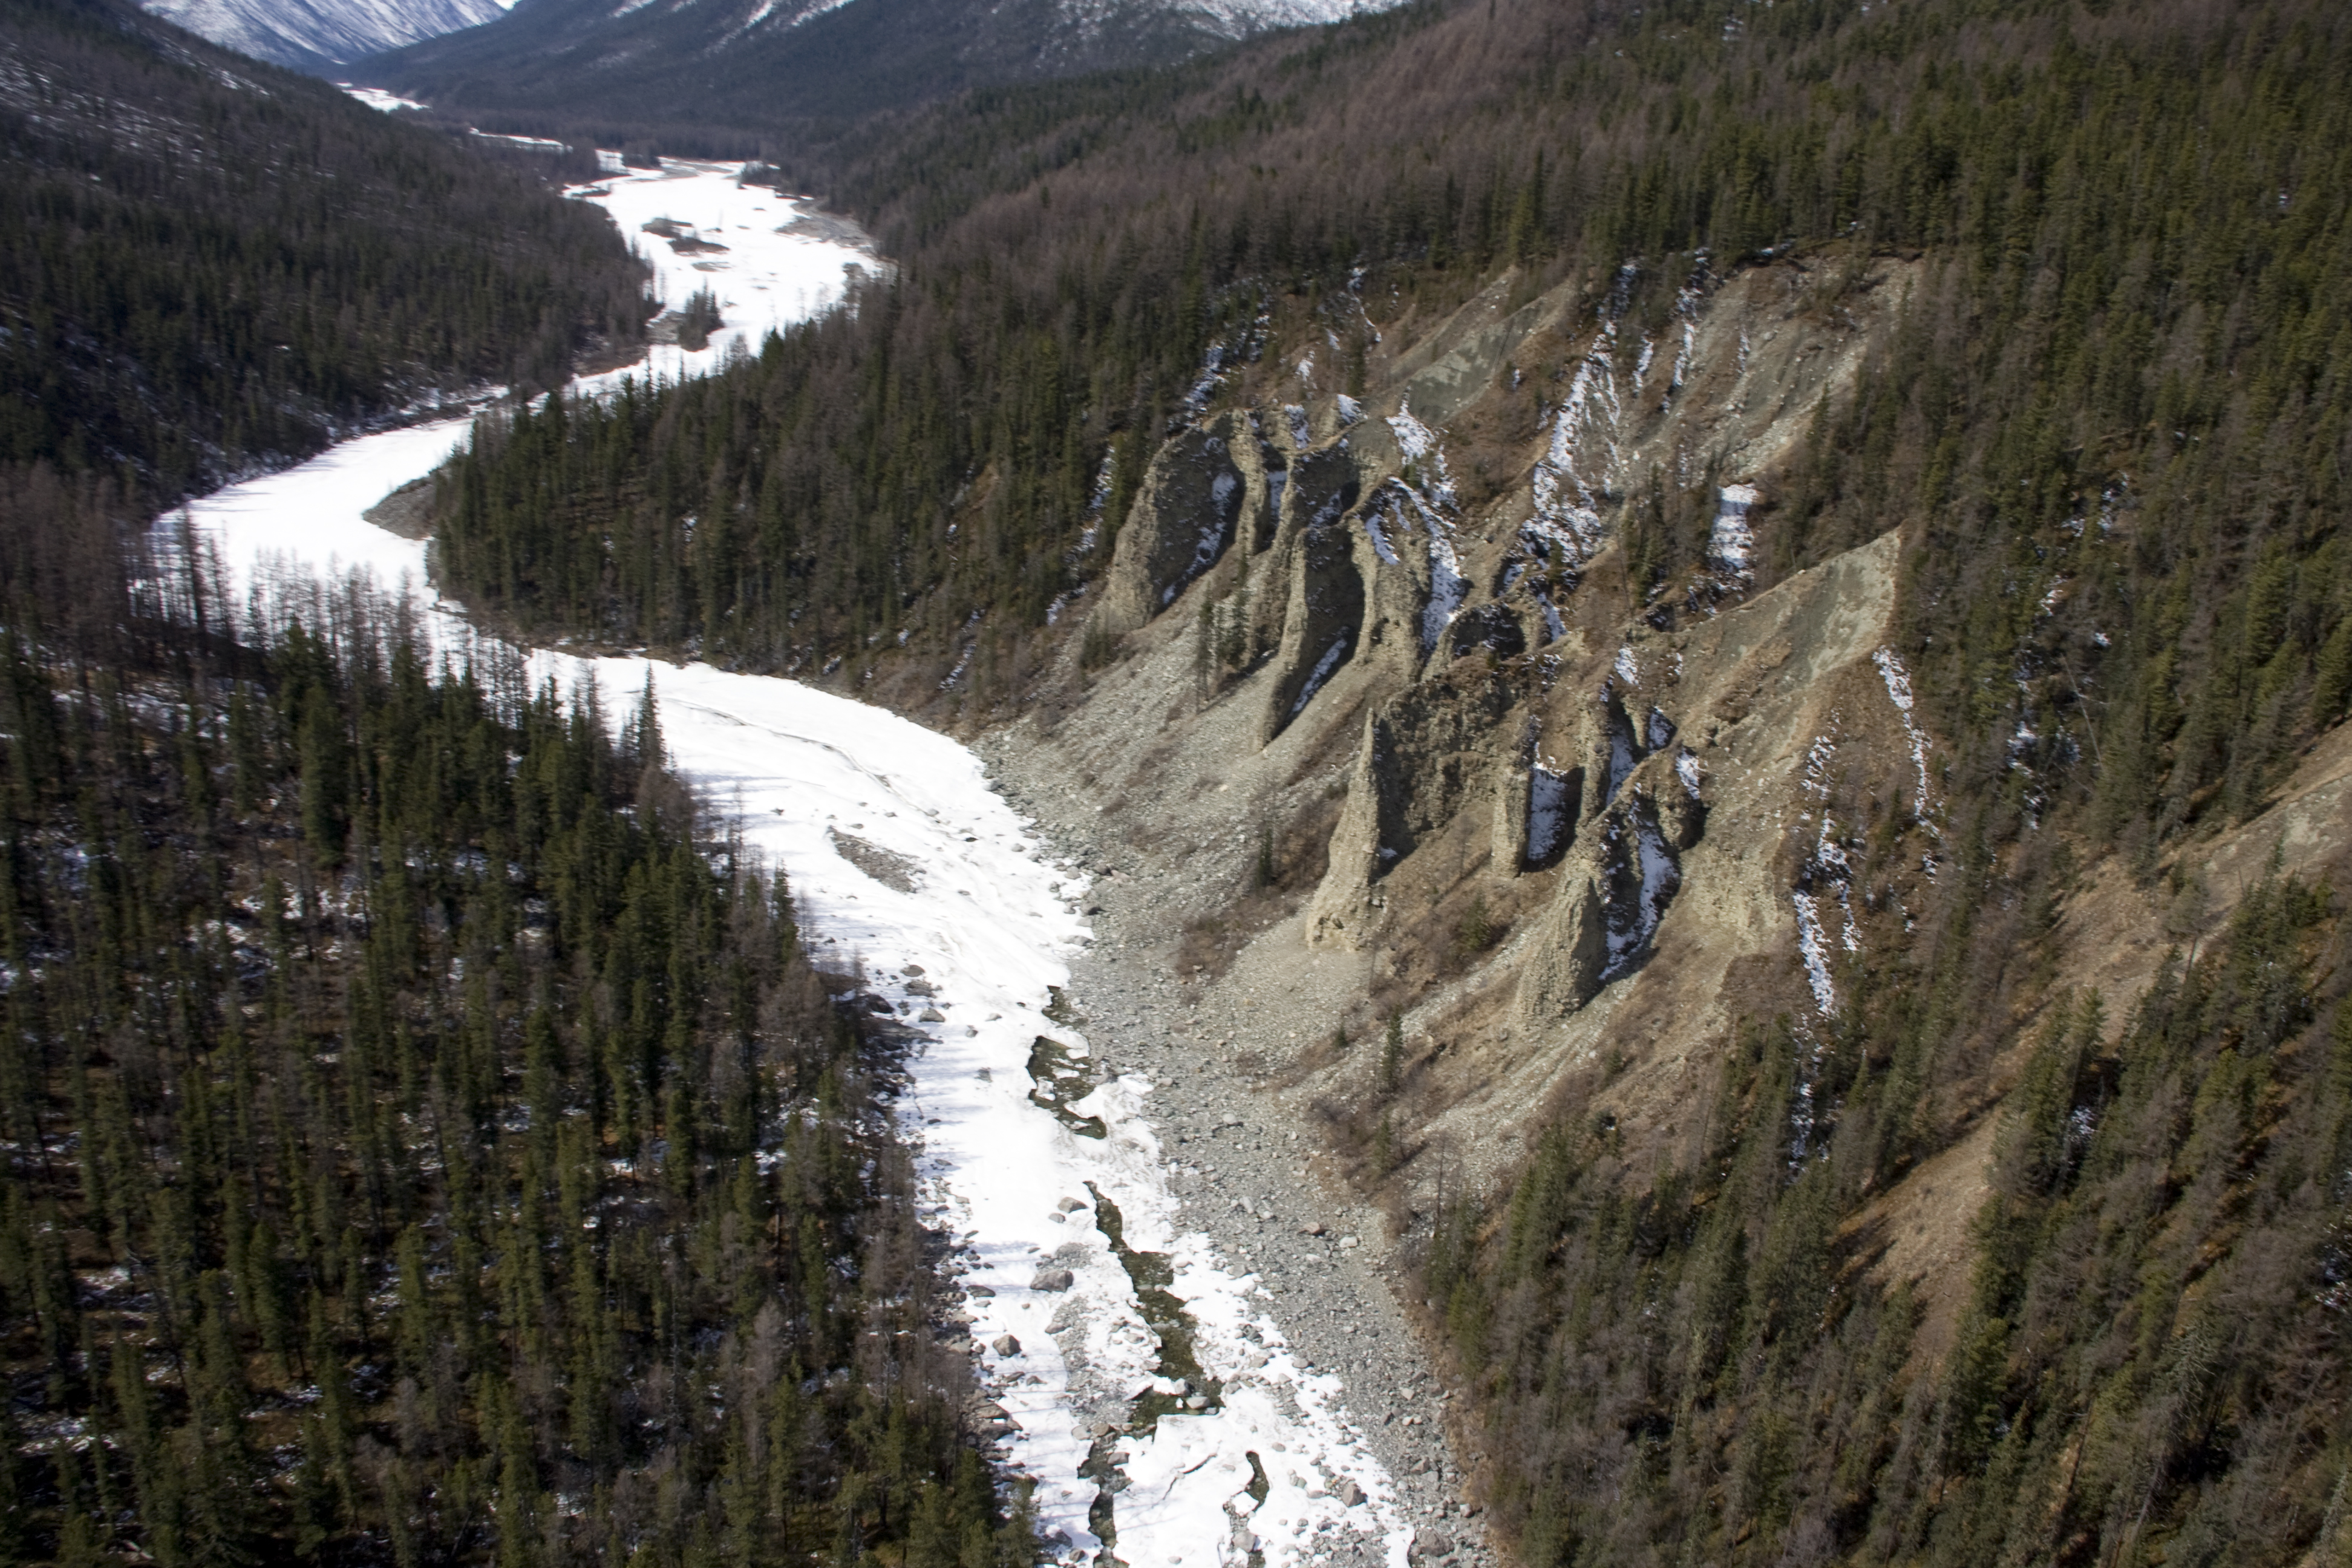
1526,765 -> 1575,866
1289,635 -> 1350,717
1871,647 -> 1935,826
1538,593 -> 1567,642
1386,399 -> 1436,463
1421,524 -> 1466,655
1792,892 -> 1837,1013
341,84 -> 428,113
1674,748 -> 1703,800
1708,483 -> 1759,580
1601,807 -> 1679,979
1524,327 -> 1624,572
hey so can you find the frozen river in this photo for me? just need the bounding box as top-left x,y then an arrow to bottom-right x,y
187,155 -> 1406,1568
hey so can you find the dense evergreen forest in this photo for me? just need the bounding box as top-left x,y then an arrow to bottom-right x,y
0,512 -> 1025,1565
1423,878 -> 2352,1566
431,0 -> 2352,855
0,0 -> 650,509
356,0 -> 1229,162
419,1 -> 2352,1564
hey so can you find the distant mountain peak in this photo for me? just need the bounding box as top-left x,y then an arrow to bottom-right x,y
354,0 -> 1410,136
142,0 -> 507,70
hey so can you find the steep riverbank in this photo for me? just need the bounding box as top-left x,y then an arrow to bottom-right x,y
979,755 -> 1498,1568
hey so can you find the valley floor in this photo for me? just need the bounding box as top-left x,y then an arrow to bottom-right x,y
981,746 -> 1500,1568
184,151 -> 1459,1568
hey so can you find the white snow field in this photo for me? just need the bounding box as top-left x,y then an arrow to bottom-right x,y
181,158 -> 1405,1568
571,158 -> 884,390
342,85 -> 433,113
148,0 -> 502,72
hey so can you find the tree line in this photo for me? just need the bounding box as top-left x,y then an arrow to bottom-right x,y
0,505 -> 1027,1566
0,0 -> 651,512
410,4 -> 2352,1566
427,0 -> 2351,857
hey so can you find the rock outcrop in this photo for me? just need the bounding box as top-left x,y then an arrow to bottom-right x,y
1099,413 -> 1266,635
1033,253 -> 1953,1186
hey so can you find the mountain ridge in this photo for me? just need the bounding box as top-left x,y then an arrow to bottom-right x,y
352,0 -> 1398,148
139,0 -> 502,71
0,0 -> 647,508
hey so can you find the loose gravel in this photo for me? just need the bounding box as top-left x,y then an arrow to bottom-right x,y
978,747 -> 1499,1568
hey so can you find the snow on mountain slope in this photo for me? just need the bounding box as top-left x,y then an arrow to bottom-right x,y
724,0 -> 1374,42
143,0 -> 505,70
356,0 -> 1409,138
1175,0 -> 1381,38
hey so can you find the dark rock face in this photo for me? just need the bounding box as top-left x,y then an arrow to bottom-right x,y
1102,417 -> 1255,633
1448,602 -> 1524,660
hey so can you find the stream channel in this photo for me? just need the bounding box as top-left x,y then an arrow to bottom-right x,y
181,151 -> 1411,1568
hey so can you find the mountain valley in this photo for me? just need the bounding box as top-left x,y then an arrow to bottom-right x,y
5,0 -> 2352,1563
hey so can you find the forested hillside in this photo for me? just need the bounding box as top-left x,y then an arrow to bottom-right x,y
354,0 -> 1256,159
436,0 -> 2352,860
0,512 -> 1024,1565
419,1 -> 2352,1564
0,0 -> 649,509
1420,887 -> 2352,1566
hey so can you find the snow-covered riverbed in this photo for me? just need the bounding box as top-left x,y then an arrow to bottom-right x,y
186,157 -> 1405,1568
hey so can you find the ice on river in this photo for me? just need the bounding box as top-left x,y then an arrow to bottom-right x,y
178,158 -> 1406,1568
571,157 -> 881,391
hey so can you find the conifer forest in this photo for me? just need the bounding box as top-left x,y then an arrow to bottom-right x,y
5,0 -> 2352,1563
0,512 -> 1028,1564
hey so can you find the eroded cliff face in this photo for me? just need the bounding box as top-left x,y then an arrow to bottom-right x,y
993,252 -> 2352,1330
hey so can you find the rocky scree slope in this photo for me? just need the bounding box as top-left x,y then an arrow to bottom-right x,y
1008,253 -> 1938,1176
979,250 -> 2352,1544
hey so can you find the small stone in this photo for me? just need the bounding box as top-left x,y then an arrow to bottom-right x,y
1339,1480 -> 1365,1508
991,1334 -> 1021,1357
1299,1221 -> 1325,1236
1340,1235 -> 1361,1249
919,1007 -> 947,1022
1056,1197 -> 1086,1212
966,1284 -> 995,1297
1184,1394 -> 1209,1410
1031,1267 -> 1076,1292
903,964 -> 926,976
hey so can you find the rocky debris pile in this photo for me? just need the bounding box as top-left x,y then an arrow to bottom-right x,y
980,743 -> 1498,1568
